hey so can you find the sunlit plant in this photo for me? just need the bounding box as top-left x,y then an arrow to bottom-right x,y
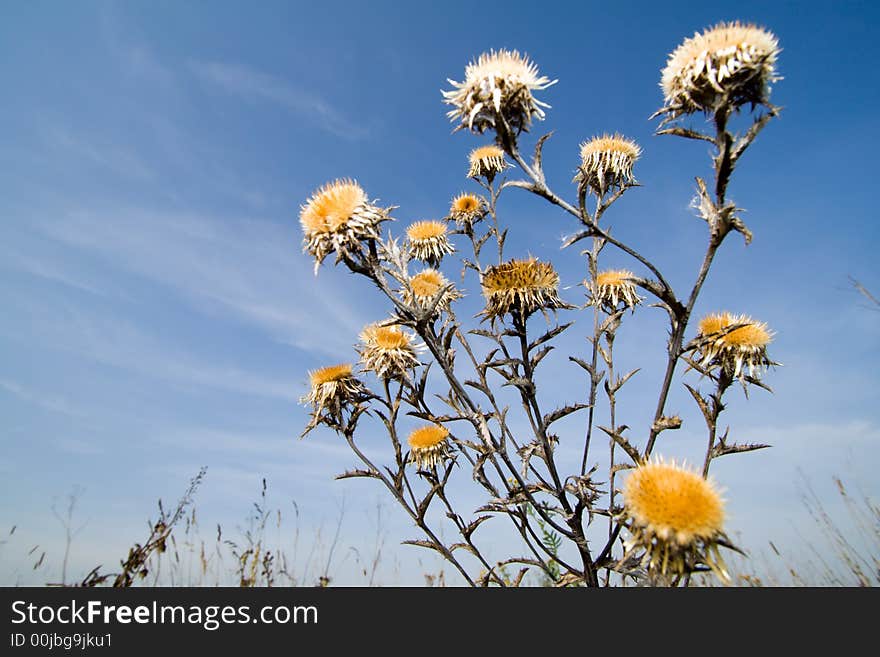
297,22 -> 782,586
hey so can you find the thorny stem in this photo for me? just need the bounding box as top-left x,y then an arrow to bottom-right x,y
579,191 -> 609,477
512,312 -> 569,511
506,147 -> 674,299
321,98 -> 771,586
511,312 -> 598,586
452,328 -> 554,492
405,339 -> 575,579
349,262 -> 574,542
419,320 -> 573,539
701,370 -> 733,478
604,326 -> 620,577
342,429 -> 475,586
644,107 -> 733,459
449,328 -> 584,578
434,484 -> 508,586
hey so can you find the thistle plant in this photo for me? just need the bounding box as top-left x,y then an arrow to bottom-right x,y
296,21 -> 782,586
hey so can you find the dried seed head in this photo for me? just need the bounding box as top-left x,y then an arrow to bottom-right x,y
590,269 -> 643,311
300,363 -> 368,427
404,268 -> 461,314
358,322 -> 423,380
449,192 -> 486,229
621,458 -> 730,582
660,22 -> 780,117
405,220 -> 455,265
481,257 -> 569,320
300,179 -> 389,272
407,424 -> 451,469
696,312 -> 775,381
575,134 -> 641,195
467,145 -> 510,180
443,49 -> 557,135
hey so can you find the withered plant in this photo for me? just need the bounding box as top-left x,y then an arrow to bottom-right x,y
298,22 -> 784,586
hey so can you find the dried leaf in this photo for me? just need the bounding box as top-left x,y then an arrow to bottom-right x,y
530,345 -> 554,369
684,383 -> 712,424
611,368 -> 640,393
463,515 -> 493,539
652,415 -> 682,434
401,539 -> 442,554
503,377 -> 535,395
599,426 -> 641,464
334,469 -> 377,481
713,442 -> 771,458
529,322 -> 573,350
543,403 -> 590,427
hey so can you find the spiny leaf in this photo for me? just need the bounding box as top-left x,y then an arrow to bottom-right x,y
401,539 -> 442,553
463,515 -> 493,539
651,415 -> 682,434
598,426 -> 641,464
449,542 -> 478,556
464,379 -> 489,394
543,403 -> 590,427
656,126 -> 715,143
530,345 -> 554,369
568,356 -> 594,375
712,442 -> 771,458
529,322 -> 573,350
503,377 -> 535,394
684,383 -> 712,424
532,131 -> 554,179
335,469 -> 377,480
611,368 -> 640,393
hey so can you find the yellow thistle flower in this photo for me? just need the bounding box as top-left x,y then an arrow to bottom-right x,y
467,145 -> 510,180
357,322 -> 423,380
590,269 -> 643,311
406,220 -> 455,265
574,135 -> 641,196
481,257 -> 569,320
299,179 -> 390,273
449,192 -> 486,229
443,49 -> 557,135
300,364 -> 368,428
621,458 -> 730,583
407,424 -> 451,469
660,22 -> 780,117
696,312 -> 775,380
404,268 -> 461,314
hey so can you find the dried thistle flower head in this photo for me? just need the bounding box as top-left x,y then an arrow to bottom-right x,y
358,322 -> 423,380
300,179 -> 389,273
575,134 -> 641,196
300,364 -> 368,431
696,312 -> 775,380
590,269 -> 643,311
449,192 -> 487,229
443,49 -> 557,135
621,458 -> 730,583
406,220 -> 455,266
481,257 -> 569,320
467,145 -> 510,181
407,424 -> 451,469
660,22 -> 780,117
404,268 -> 461,314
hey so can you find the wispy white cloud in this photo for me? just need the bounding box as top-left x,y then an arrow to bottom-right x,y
0,290 -> 302,402
0,379 -> 88,419
43,125 -> 157,182
35,205 -> 371,360
188,60 -> 369,140
0,247 -> 118,299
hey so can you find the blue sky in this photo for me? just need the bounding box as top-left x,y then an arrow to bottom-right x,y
1,0 -> 878,585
